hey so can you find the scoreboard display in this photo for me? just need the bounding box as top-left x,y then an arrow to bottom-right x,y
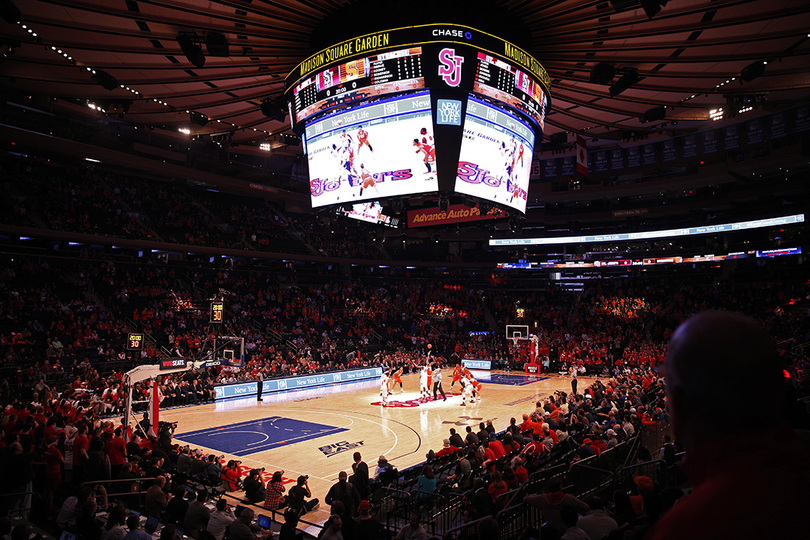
455,95 -> 536,213
305,91 -> 438,207
285,24 -> 550,214
292,47 -> 425,126
474,52 -> 547,131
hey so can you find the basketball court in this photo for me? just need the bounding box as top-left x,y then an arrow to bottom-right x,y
162,370 -> 592,522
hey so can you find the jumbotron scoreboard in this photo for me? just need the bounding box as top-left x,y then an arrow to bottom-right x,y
284,24 -> 551,215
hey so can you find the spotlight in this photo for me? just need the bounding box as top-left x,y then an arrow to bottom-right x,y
92,69 -> 119,91
609,68 -> 639,97
740,60 -> 766,82
479,203 -> 491,215
589,63 -> 615,85
439,197 -> 449,212
177,33 -> 205,68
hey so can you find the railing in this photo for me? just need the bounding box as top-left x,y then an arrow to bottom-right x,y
444,514 -> 496,540
381,487 -> 416,536
619,457 -> 662,491
82,476 -> 160,509
0,490 -> 35,519
497,502 -> 542,540
379,486 -> 464,538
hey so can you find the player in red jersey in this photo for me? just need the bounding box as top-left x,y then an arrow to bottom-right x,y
358,164 -> 378,197
357,126 -> 373,153
391,367 -> 404,393
419,127 -> 434,145
451,365 -> 462,389
510,180 -> 522,203
413,139 -> 435,173
471,378 -> 482,400
426,364 -> 433,401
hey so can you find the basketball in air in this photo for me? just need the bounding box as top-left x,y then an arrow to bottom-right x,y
427,344 -> 432,349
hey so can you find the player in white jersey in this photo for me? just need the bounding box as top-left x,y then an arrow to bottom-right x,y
380,370 -> 390,406
419,364 -> 430,400
460,376 -> 475,406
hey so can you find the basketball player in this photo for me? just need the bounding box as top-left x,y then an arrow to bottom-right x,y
380,370 -> 390,406
460,376 -> 474,406
510,179 -> 522,203
419,363 -> 430,401
413,139 -> 435,173
471,377 -> 482,402
358,164 -> 379,197
333,143 -> 356,187
391,367 -> 404,393
516,140 -> 525,167
500,141 -> 513,185
450,364 -> 462,389
462,366 -> 472,381
357,126 -> 373,153
426,363 -> 433,400
419,127 -> 434,146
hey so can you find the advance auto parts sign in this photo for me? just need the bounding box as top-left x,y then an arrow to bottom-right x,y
407,203 -> 507,228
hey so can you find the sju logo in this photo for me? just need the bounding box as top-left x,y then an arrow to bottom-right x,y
438,48 -> 464,87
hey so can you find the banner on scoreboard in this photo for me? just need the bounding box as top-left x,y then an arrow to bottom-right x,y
407,203 -> 507,227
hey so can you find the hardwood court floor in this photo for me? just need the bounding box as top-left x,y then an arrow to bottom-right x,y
163,370 -> 592,522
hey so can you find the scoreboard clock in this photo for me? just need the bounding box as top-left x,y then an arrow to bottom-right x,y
159,357 -> 187,370
126,333 -> 144,351
210,301 -> 224,323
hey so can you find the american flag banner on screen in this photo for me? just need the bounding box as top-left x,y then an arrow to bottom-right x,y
576,135 -> 588,176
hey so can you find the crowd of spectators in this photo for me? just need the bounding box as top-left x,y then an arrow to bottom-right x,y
0,153 -> 393,261
1,148 -> 810,538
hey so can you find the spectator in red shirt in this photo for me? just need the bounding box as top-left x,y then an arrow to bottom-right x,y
513,457 -> 529,483
487,433 -> 506,459
107,427 -> 127,479
434,439 -> 459,459
488,470 -> 509,509
520,433 -> 548,460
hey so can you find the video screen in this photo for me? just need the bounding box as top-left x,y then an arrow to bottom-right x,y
338,201 -> 400,227
292,47 -> 425,127
473,52 -> 547,131
305,91 -> 439,208
454,95 -> 535,213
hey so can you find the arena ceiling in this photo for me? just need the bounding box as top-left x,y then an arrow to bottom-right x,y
1,0 -> 809,149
